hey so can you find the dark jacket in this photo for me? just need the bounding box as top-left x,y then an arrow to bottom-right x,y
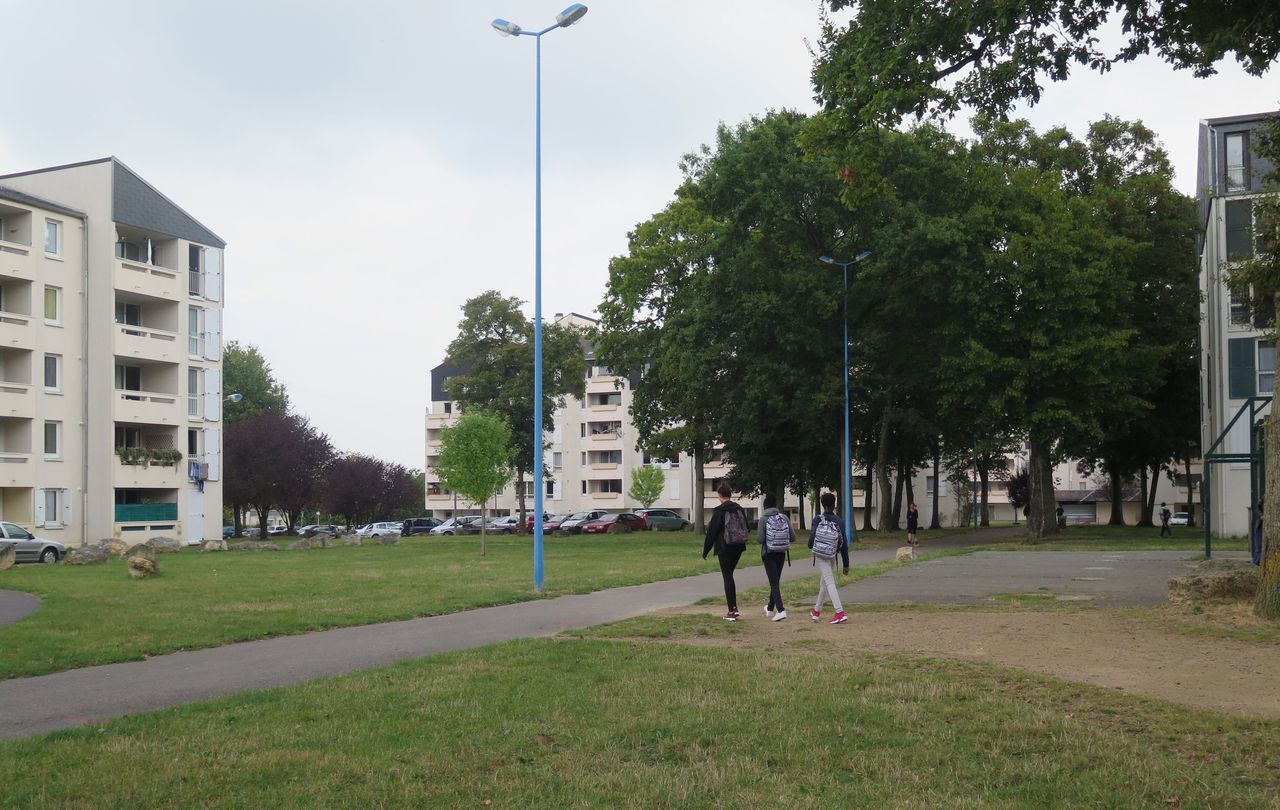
906,508 -> 919,532
807,511 -> 850,568
703,500 -> 747,559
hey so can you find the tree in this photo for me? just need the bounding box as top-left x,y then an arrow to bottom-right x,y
224,409 -> 330,536
444,292 -> 586,528
222,342 -> 289,425
812,0 -> 1280,129
1226,114 -> 1280,618
628,464 -> 666,510
437,411 -> 513,557
322,454 -> 422,530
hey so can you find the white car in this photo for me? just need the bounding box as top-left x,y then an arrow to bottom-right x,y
430,516 -> 483,536
486,516 -> 520,534
1169,512 -> 1191,527
357,521 -> 402,538
0,521 -> 67,563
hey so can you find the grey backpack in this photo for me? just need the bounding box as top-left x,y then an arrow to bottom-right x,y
764,513 -> 791,552
811,516 -> 841,559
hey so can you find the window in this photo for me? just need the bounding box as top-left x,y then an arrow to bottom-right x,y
1260,343 -> 1276,395
43,354 -> 61,393
926,476 -> 935,496
1230,292 -> 1251,326
39,488 -> 69,528
1228,337 -> 1257,399
188,368 -> 202,417
580,452 -> 587,466
1226,200 -> 1254,261
115,426 -> 141,448
580,423 -> 586,438
603,479 -> 623,493
43,286 -> 61,325
581,480 -> 587,494
43,421 -> 61,459
553,452 -> 562,470
115,302 -> 141,326
115,364 -> 142,391
443,401 -> 452,414
188,245 -> 203,296
188,307 -> 204,356
546,480 -> 555,496
1225,132 -> 1248,191
44,220 -> 60,256
188,428 -> 202,457
43,490 -> 60,527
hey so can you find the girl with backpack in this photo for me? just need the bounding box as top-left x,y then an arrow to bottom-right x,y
808,492 -> 850,624
703,482 -> 749,621
759,493 -> 793,621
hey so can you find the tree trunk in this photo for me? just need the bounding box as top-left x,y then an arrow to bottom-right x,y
978,463 -> 990,527
693,449 -> 706,534
256,505 -> 270,541
905,471 -> 916,519
1140,464 -> 1158,527
930,445 -> 942,530
1027,437 -> 1058,542
1256,410 -> 1280,618
1107,459 -> 1126,525
798,490 -> 806,530
233,503 -> 243,536
890,460 -> 905,531
876,418 -> 892,532
480,502 -> 487,557
1185,450 -> 1198,527
514,463 -> 527,530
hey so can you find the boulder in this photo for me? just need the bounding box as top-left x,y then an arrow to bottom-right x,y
310,533 -> 334,548
1168,558 -> 1258,604
343,536 -> 363,547
124,543 -> 157,564
102,539 -> 130,557
127,555 -> 158,579
229,541 -> 279,552
895,546 -> 916,563
65,545 -> 112,565
146,536 -> 183,554
375,535 -> 400,546
287,538 -> 312,551
0,543 -> 14,571
201,539 -> 228,553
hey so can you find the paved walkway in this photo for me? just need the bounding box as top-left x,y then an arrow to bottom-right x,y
0,527 -> 1020,741
0,589 -> 39,628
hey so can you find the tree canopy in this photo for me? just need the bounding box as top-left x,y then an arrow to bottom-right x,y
438,411 -> 513,554
222,342 -> 289,425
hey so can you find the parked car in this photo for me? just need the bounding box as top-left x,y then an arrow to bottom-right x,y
559,510 -> 610,534
402,517 -> 443,536
222,525 -> 235,539
1169,512 -> 1191,527
266,525 -> 288,536
357,522 -> 402,538
0,522 -> 67,563
486,516 -> 521,534
635,508 -> 691,532
580,513 -> 647,534
523,513 -> 553,531
430,515 -> 484,536
304,524 -> 345,537
241,528 -> 261,538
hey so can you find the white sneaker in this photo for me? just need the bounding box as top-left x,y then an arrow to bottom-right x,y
772,610 -> 787,622
764,606 -> 774,618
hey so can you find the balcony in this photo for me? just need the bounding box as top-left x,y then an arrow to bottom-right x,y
0,241 -> 33,281
115,324 -> 181,364
0,453 -> 33,487
114,501 -> 178,536
586,375 -> 622,394
114,259 -> 181,302
0,313 -> 31,349
427,492 -> 454,502
426,410 -> 455,426
0,384 -> 33,419
113,390 -> 182,426
590,403 -> 620,413
590,462 -> 619,471
113,454 -> 185,489
590,492 -> 621,501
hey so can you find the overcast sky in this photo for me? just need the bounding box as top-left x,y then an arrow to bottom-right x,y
1,1 -> 1273,468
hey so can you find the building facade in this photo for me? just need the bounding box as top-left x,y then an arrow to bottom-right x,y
1197,112 -> 1277,538
0,158 -> 227,546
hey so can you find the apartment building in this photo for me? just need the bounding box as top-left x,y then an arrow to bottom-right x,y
425,313 -> 798,524
1197,112 -> 1277,538
0,158 -> 226,546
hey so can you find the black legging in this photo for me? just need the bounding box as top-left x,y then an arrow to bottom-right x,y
762,550 -> 786,611
718,544 -> 746,610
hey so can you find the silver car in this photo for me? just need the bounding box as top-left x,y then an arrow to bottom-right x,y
1,522 -> 67,563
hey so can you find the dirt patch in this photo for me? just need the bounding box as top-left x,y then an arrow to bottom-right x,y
644,604 -> 1280,719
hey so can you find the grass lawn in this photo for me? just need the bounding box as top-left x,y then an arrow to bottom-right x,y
971,524 -> 1244,553
0,532 -> 726,679
1,635 -> 1276,808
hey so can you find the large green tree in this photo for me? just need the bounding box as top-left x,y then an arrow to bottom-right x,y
812,0 -> 1279,129
444,292 -> 586,527
222,342 -> 289,425
437,411 -> 513,557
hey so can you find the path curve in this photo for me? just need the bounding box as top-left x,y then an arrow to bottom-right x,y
0,589 -> 40,628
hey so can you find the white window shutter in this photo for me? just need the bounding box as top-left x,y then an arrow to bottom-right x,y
204,368 -> 221,422
205,249 -> 222,302
35,490 -> 46,527
62,489 -> 72,526
205,428 -> 221,481
668,478 -> 680,500
204,309 -> 221,361
939,479 -> 949,497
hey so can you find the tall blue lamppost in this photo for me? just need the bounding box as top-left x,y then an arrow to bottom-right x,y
492,4 -> 588,594
819,250 -> 871,543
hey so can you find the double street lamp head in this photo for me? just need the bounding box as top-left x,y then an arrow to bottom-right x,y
491,4 -> 587,37
819,250 -> 872,267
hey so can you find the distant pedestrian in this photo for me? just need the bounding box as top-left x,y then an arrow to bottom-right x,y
1056,506 -> 1066,528
759,493 -> 793,622
703,482 -> 749,621
808,492 -> 851,625
1253,502 -> 1264,566
1159,502 -> 1172,537
906,502 -> 920,546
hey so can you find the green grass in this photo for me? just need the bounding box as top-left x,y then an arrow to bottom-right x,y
1,637 -> 1275,808
974,524 -> 1244,553
0,532 -> 722,679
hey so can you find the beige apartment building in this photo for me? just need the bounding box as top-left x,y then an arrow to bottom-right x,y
1197,111 -> 1277,539
0,158 -> 226,547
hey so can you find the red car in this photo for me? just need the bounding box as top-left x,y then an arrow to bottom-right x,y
580,513 -> 647,534
523,513 -> 560,532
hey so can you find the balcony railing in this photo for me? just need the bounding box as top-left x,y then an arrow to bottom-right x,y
114,503 -> 178,522
0,313 -> 30,348
114,389 -> 182,426
116,324 -> 181,363
0,240 -> 33,280
0,452 -> 32,487
0,383 -> 33,418
115,258 -> 181,301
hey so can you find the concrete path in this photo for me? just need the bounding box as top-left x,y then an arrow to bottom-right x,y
839,549 -> 1236,606
0,589 -> 40,628
0,527 -> 1018,741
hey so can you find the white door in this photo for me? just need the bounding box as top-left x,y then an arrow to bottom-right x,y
185,489 -> 204,545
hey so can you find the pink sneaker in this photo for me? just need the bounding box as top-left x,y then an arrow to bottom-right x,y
809,609 -> 821,622
723,611 -> 738,622
830,611 -> 848,625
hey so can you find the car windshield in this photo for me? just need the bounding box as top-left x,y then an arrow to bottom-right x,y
597,514 -> 618,523
566,512 -> 588,521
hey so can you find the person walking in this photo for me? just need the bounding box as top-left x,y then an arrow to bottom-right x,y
906,502 -> 920,547
808,491 -> 851,625
1159,502 -> 1172,537
703,482 -> 749,621
759,493 -> 793,622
